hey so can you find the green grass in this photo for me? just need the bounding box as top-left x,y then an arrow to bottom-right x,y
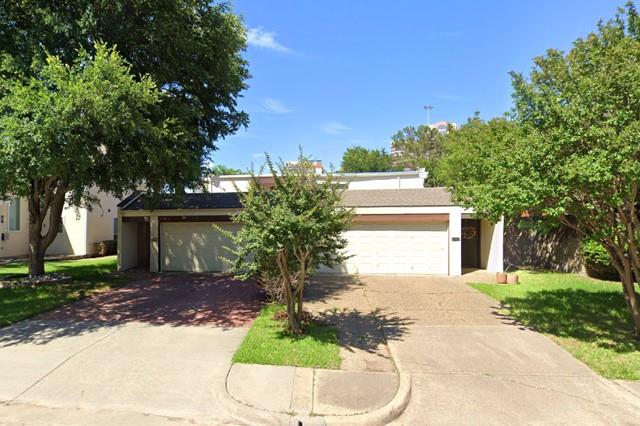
472,271 -> 640,380
233,304 -> 341,369
0,256 -> 120,327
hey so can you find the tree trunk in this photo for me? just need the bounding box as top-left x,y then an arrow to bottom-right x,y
296,287 -> 304,325
26,178 -> 68,277
287,290 -> 302,333
620,270 -> 640,336
28,233 -> 45,277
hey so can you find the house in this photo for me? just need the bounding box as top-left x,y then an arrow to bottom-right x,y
0,191 -> 120,259
207,169 -> 428,192
117,170 -> 504,276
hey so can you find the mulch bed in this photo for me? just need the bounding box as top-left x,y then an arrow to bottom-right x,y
0,273 -> 72,289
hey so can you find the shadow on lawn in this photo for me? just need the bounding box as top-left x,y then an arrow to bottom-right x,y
498,288 -> 640,353
0,258 -> 116,281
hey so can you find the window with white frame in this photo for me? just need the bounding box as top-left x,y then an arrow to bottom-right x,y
8,198 -> 20,231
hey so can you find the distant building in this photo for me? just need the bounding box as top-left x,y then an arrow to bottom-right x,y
390,144 -> 403,157
285,160 -> 324,175
429,120 -> 457,134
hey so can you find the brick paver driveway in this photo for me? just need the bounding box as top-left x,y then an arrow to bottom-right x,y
309,273 -> 640,424
0,273 -> 264,425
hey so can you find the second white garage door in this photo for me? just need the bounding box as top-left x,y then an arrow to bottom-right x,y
326,221 -> 449,275
160,222 -> 238,272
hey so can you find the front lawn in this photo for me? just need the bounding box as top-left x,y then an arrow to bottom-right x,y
0,256 -> 119,327
472,271 -> 640,380
233,304 -> 341,369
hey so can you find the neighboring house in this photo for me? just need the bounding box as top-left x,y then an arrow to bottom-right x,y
0,191 -> 120,259
117,170 -> 504,276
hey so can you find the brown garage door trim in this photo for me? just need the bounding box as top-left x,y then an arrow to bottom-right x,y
353,214 -> 449,223
158,215 -> 233,222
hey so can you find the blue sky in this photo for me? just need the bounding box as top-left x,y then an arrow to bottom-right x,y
213,0 -> 622,171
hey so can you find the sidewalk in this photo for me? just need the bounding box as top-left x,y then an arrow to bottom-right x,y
227,364 -> 399,416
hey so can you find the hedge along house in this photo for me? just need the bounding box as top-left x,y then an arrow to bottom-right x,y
117,171 -> 504,276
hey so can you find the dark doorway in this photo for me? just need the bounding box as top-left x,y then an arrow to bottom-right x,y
137,221 -> 150,269
461,219 -> 481,269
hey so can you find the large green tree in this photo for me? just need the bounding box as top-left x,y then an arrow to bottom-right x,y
0,44 -> 173,274
0,1 -> 249,275
340,146 -> 397,173
210,165 -> 244,176
221,155 -> 353,333
391,124 -> 445,185
439,3 -> 640,333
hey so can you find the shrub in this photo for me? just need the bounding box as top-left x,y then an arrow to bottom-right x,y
580,239 -> 618,281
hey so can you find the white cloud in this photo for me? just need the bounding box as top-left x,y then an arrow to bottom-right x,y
322,121 -> 351,135
247,27 -> 291,52
262,97 -> 293,114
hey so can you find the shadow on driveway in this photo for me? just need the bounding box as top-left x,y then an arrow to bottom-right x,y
306,275 -> 413,358
0,272 -> 265,347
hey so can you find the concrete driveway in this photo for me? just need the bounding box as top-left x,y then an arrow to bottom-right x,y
310,273 -> 640,424
0,273 -> 264,425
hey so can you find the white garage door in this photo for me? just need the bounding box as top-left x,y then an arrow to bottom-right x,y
160,222 -> 238,272
326,222 -> 449,275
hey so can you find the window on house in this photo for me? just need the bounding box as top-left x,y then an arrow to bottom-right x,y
113,218 -> 118,240
8,198 -> 20,231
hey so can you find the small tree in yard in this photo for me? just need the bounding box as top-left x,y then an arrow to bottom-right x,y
438,3 -> 640,335
221,155 -> 353,333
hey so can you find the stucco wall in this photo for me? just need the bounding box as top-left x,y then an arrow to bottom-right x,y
209,173 -> 426,192
504,219 -> 584,273
343,176 -> 424,190
118,221 -> 139,270
86,191 -> 119,254
480,219 -> 504,272
47,206 -> 87,256
0,198 -> 30,258
1,191 -> 120,258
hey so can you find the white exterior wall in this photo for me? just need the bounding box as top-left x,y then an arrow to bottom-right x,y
118,220 -> 139,270
0,190 -> 119,258
208,171 -> 426,193
480,218 -> 504,272
448,207 -> 463,276
0,198 -> 30,258
209,177 -> 252,193
85,191 -> 120,255
149,216 -> 160,272
339,175 -> 424,190
48,207 -> 88,255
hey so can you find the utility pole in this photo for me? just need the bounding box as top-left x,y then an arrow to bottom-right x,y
424,105 -> 434,126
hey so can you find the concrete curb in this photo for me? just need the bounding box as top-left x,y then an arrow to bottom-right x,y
219,365 -> 411,426
322,372 -> 411,426
215,367 -> 291,425
218,309 -> 413,425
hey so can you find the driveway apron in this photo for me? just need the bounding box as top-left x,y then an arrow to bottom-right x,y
358,273 -> 640,424
0,273 -> 264,424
